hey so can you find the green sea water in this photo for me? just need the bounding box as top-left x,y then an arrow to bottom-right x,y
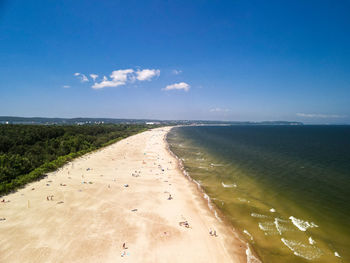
167,125 -> 350,263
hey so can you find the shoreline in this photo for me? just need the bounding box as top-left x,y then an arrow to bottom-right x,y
0,127 -> 247,262
165,127 -> 261,263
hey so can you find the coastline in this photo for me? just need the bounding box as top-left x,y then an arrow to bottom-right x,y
165,127 -> 261,263
0,127 -> 247,262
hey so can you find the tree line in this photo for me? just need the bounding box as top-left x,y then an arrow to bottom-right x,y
0,124 -> 154,195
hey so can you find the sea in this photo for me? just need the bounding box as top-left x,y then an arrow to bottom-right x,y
167,125 -> 350,263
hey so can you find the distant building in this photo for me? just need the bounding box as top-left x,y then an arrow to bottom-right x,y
146,122 -> 160,125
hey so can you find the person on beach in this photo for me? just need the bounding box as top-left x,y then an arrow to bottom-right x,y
179,221 -> 189,228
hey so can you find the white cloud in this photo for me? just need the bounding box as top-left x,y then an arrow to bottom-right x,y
210,108 -> 230,112
74,72 -> 89,82
111,69 -> 134,82
136,69 -> 160,81
90,74 -> 98,81
91,68 -> 161,89
92,69 -> 134,89
296,113 -> 346,118
172,69 -> 182,75
163,82 -> 190,92
62,85 -> 70,89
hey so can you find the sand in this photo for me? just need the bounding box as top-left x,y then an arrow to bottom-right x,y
0,127 -> 247,263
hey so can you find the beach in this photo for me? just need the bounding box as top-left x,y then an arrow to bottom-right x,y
0,127 -> 246,263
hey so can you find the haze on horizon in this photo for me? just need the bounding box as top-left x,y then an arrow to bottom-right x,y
1,0 -> 349,124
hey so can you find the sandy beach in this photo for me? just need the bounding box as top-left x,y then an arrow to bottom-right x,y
0,127 -> 247,263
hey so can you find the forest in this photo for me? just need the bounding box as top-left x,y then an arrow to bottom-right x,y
0,124 -> 153,195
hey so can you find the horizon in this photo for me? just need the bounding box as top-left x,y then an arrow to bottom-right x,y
3,115 -> 350,125
1,1 -> 349,124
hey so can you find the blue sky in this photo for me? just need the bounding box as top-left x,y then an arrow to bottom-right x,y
1,0 -> 349,123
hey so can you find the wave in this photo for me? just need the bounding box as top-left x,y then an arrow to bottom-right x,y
308,237 -> 315,245
210,163 -> 225,167
289,216 -> 318,232
274,217 -> 292,235
212,197 -> 225,206
238,198 -> 250,203
243,230 -> 254,241
222,182 -> 237,188
281,238 -> 322,260
251,213 -> 269,219
193,179 -> 201,188
246,244 -> 262,263
258,222 -> 278,235
203,193 -> 222,222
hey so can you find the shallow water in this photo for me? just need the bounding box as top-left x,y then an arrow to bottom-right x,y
167,125 -> 350,263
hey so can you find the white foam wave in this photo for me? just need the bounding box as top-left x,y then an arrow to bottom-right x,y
203,193 -> 222,222
246,244 -> 262,263
214,210 -> 221,221
221,182 -> 237,188
251,213 -> 269,218
274,217 -> 292,235
243,230 -> 254,241
258,222 -> 278,235
281,238 -> 322,260
270,208 -> 276,213
203,193 -> 212,208
289,216 -> 318,232
238,198 -> 250,203
334,251 -> 341,258
193,179 -> 201,188
308,237 -> 315,245
210,163 -> 225,166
